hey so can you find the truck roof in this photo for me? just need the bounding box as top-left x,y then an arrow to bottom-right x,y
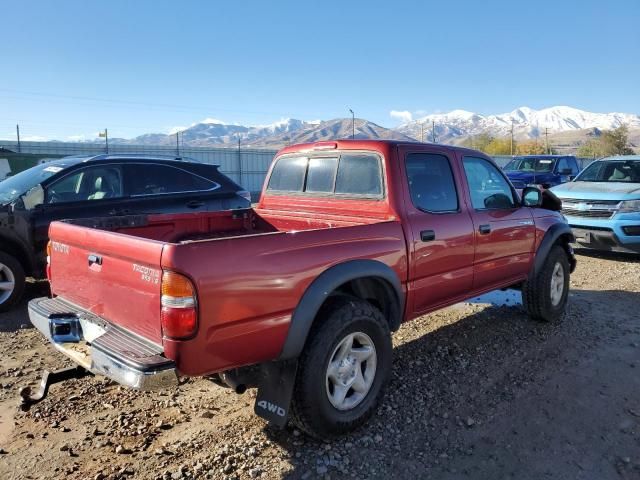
599,155 -> 640,161
275,139 -> 488,158
512,155 -> 575,159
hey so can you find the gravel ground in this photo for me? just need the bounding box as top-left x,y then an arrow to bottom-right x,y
0,251 -> 638,480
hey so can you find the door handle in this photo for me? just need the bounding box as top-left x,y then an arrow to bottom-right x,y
479,224 -> 491,235
420,230 -> 436,242
88,254 -> 102,266
187,200 -> 205,209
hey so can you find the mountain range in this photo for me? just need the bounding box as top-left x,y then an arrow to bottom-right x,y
396,106 -> 640,145
93,106 -> 640,152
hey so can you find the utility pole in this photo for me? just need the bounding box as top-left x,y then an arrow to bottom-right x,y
99,128 -> 109,153
16,124 -> 21,152
510,120 -> 514,155
237,135 -> 242,186
349,109 -> 355,139
544,127 -> 550,154
176,131 -> 180,156
432,120 -> 436,143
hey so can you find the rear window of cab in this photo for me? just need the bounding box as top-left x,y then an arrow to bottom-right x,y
267,152 -> 383,197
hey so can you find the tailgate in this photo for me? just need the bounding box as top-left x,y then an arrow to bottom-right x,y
48,221 -> 165,343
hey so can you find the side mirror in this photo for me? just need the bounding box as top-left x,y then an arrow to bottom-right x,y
559,168 -> 573,175
522,186 -> 543,208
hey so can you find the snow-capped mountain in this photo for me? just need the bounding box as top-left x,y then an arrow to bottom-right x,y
125,118 -> 411,147
397,106 -> 640,143
250,118 -> 413,147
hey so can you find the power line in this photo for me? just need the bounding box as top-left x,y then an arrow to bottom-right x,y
0,88 -> 325,121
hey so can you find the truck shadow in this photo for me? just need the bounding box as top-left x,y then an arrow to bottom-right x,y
575,248 -> 640,263
0,280 -> 49,333
265,288 -> 639,479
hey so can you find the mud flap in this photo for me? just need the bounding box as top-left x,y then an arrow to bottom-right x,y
254,360 -> 298,428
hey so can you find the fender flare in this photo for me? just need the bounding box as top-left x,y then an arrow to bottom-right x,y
278,259 -> 405,360
533,222 -> 576,276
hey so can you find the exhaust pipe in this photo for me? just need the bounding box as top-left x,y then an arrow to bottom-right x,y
220,372 -> 247,394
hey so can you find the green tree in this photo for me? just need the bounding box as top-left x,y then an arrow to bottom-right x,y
516,140 -> 555,155
484,137 -> 514,155
577,125 -> 634,158
462,133 -> 494,152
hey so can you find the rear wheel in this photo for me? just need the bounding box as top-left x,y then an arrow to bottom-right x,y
0,251 -> 26,313
522,245 -> 570,322
291,297 -> 392,439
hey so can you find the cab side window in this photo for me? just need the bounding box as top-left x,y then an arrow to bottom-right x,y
46,166 -> 124,203
406,153 -> 458,212
463,157 -> 515,210
125,164 -> 217,196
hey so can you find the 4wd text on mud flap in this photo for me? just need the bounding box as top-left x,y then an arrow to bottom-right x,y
257,400 -> 286,417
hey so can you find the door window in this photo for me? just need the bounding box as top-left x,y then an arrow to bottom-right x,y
406,153 -> 458,212
46,165 -> 124,203
463,157 -> 515,210
125,164 -> 218,196
569,158 -> 580,174
556,158 -> 570,173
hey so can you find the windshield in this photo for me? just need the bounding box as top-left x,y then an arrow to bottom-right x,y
0,162 -> 67,204
504,158 -> 555,173
575,160 -> 640,183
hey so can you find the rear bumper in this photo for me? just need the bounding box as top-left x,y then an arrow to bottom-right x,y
28,297 -> 178,390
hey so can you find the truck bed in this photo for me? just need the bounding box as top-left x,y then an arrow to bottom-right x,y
48,207 -> 407,375
105,208 -> 394,243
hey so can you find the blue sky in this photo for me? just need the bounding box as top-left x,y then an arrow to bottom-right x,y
1,0 -> 638,140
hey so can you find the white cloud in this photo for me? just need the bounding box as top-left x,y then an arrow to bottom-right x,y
390,110 -> 413,124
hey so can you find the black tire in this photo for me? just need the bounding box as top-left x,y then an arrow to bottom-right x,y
522,245 -> 570,322
0,251 -> 26,313
291,297 -> 392,440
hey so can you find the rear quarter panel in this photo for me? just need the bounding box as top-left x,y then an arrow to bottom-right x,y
161,220 -> 407,376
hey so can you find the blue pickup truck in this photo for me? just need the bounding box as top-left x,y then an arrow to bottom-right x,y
503,155 -> 580,189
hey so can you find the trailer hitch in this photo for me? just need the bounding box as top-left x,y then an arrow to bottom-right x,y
19,366 -> 93,411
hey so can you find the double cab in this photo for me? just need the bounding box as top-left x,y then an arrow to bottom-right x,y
27,140 -> 576,439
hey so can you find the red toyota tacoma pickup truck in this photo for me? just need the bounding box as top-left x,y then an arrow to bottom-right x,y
25,140 -> 576,439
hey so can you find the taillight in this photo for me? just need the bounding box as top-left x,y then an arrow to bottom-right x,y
46,241 -> 52,281
161,271 -> 198,339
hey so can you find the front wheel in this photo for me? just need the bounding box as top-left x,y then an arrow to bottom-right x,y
291,297 -> 392,439
0,251 -> 26,313
522,245 -> 570,322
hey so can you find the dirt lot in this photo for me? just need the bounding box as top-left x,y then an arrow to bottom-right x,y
0,252 -> 638,480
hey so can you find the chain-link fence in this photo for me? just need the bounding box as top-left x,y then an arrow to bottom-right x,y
0,141 -> 278,193
1,141 -> 597,191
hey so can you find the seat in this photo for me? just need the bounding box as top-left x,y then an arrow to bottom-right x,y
88,171 -> 120,200
609,168 -> 630,182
